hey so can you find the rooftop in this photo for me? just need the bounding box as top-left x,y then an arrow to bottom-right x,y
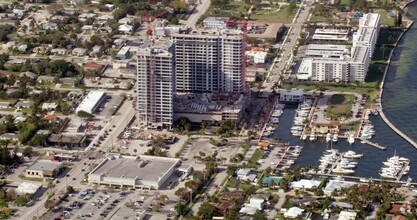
27,160 -> 62,171
75,91 -> 105,113
90,154 -> 180,182
359,13 -> 381,28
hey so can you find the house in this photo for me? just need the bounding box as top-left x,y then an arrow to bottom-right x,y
50,48 -> 67,56
115,47 -> 131,60
58,77 -> 76,85
90,45 -> 102,56
390,204 -> 411,215
0,101 -> 17,109
237,169 -> 251,179
37,75 -> 55,83
42,23 -> 58,30
118,24 -> 133,34
246,51 -> 268,64
20,71 -> 37,79
14,116 -> 27,123
220,191 -> 245,201
25,160 -> 63,178
83,62 -> 104,72
216,202 -> 232,214
283,207 -> 304,218
105,4 -> 114,10
113,38 -> 126,46
262,176 -> 281,187
15,100 -> 34,109
42,102 -> 58,111
118,17 -> 135,24
82,25 -> 94,33
5,88 -> 18,95
72,48 -> 87,57
18,44 -> 28,52
78,13 -> 96,21
338,211 -> 357,220
0,133 -> 19,142
324,180 -> 356,195
240,197 -> 265,215
290,179 -> 321,189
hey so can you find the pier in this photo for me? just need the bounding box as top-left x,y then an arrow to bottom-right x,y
362,140 -> 387,150
259,96 -> 279,141
307,172 -> 417,186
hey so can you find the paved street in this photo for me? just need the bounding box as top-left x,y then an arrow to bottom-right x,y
181,0 -> 211,29
263,1 -> 312,91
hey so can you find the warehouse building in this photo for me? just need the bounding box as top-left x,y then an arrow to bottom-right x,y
75,91 -> 106,114
88,154 -> 180,190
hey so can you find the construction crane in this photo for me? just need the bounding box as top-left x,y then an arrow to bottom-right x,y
143,7 -> 174,36
225,19 -> 248,95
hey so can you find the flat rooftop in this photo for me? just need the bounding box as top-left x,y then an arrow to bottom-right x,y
27,160 -> 62,171
75,91 -> 105,113
359,13 -> 380,28
312,34 -> 349,41
351,46 -> 369,63
307,44 -> 348,51
314,28 -> 349,35
91,155 -> 179,181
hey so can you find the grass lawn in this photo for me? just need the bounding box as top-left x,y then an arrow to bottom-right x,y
251,5 -> 295,22
340,121 -> 360,131
248,148 -> 262,167
225,178 -> 238,188
19,176 -> 44,182
375,10 -> 396,26
60,83 -> 75,88
326,94 -> 355,119
202,1 -> 248,20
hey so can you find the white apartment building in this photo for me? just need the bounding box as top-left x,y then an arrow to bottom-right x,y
310,57 -> 350,82
349,46 -> 370,82
172,30 -> 244,93
297,13 -> 380,83
137,41 -> 174,130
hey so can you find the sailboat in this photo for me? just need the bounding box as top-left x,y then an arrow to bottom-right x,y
347,133 -> 355,145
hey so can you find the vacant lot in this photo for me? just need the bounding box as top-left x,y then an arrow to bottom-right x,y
326,94 -> 354,119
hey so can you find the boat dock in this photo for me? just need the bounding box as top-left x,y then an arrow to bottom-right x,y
362,140 -> 387,150
259,96 -> 279,140
307,173 -> 417,186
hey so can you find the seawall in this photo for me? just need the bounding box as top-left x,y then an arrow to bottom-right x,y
379,7 -> 417,148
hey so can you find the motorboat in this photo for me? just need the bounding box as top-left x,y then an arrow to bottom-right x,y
343,151 -> 363,159
332,134 -> 338,143
347,134 -> 355,145
309,133 -> 317,141
326,133 -> 331,143
332,167 -> 355,174
404,166 -> 410,175
301,134 -> 307,141
337,163 -> 356,169
380,172 -> 396,179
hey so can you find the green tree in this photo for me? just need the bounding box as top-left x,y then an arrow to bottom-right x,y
197,202 -> 217,219
23,147 -> 33,156
253,210 -> 267,220
77,110 -> 94,118
15,195 -> 29,207
174,202 -> 188,216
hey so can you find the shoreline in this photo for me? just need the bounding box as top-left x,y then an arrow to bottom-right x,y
379,3 -> 417,148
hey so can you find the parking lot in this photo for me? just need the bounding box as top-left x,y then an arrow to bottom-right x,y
96,95 -> 125,117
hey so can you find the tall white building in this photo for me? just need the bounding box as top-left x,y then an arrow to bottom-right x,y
137,41 -> 174,129
297,13 -> 380,83
172,30 -> 244,93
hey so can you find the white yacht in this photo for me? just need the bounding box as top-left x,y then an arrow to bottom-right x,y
309,133 -> 317,141
325,133 -> 331,143
332,167 -> 354,174
332,134 -> 338,143
343,151 -> 363,159
347,134 -> 355,145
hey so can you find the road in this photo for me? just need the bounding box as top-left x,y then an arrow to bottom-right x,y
262,1 -> 312,91
181,0 -> 211,29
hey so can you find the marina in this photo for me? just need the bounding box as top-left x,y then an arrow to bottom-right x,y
271,107 -> 417,181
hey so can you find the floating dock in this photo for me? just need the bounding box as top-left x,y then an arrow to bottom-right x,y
362,140 -> 386,150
